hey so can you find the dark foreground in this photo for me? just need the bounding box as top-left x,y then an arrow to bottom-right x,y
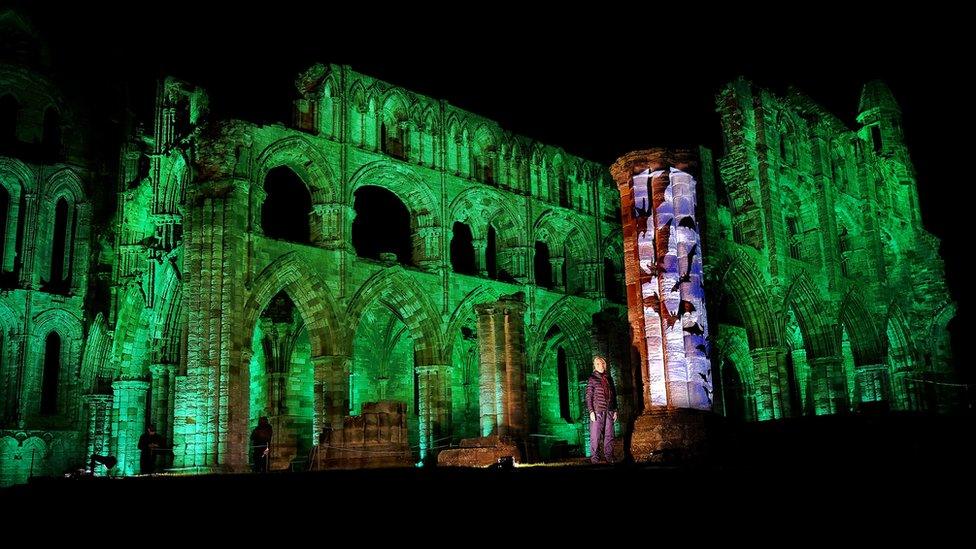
4,413 -> 974,522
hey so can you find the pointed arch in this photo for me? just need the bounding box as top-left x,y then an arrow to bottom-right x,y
712,248 -> 781,349
242,252 -> 342,359
443,285 -> 505,358
347,161 -> 440,229
255,136 -> 338,204
345,268 -> 445,365
784,273 -> 837,358
838,289 -> 885,365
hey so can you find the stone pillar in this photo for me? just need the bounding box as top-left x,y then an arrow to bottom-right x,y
111,380 -> 149,476
413,225 -> 441,271
149,364 -> 175,449
84,394 -> 113,476
579,260 -> 601,298
18,192 -> 38,289
416,364 -> 451,460
549,256 -> 565,289
175,178 -> 249,472
750,346 -> 791,420
311,203 -> 353,250
854,363 -> 890,409
313,355 -> 351,435
808,356 -> 848,415
475,294 -> 529,439
472,237 -> 488,277
611,149 -> 716,463
497,245 -> 529,282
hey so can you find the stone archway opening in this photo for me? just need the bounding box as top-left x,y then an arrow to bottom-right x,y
450,221 -> 477,275
247,291 -> 315,471
352,185 -> 413,266
350,299 -> 419,454
262,167 -> 312,243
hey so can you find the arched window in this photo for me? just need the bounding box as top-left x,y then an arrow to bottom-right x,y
262,167 -> 312,243
381,122 -> 406,160
534,241 -> 552,289
40,332 -> 61,415
603,258 -> 621,302
0,184 -> 8,271
557,347 -> 572,422
486,225 -> 497,280
47,198 -> 71,293
871,125 -> 883,153
786,215 -> 801,260
352,186 -> 413,266
450,222 -> 477,275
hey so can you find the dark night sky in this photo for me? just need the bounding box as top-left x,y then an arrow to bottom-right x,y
14,3 -> 974,380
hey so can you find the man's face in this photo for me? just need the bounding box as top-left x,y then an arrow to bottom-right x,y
593,358 -> 606,373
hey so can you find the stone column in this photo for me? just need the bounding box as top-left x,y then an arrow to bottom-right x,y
475,294 -> 529,439
611,149 -> 716,463
18,192 -> 38,289
808,356 -> 848,415
854,363 -> 890,409
497,245 -> 529,282
313,355 -> 351,435
149,364 -> 175,446
472,237 -> 488,277
413,225 -> 441,271
111,380 -> 149,476
579,260 -> 601,298
311,203 -> 353,250
750,346 -> 791,420
416,363 -> 451,460
549,256 -> 565,289
84,394 -> 113,476
175,178 -> 249,472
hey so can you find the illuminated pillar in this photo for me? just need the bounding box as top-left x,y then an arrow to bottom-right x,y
84,394 -> 113,476
416,364 -> 451,460
177,178 -> 249,471
472,237 -> 488,277
854,363 -> 889,409
149,364 -> 175,443
549,256 -> 565,289
475,294 -> 529,439
111,380 -> 149,476
808,356 -> 848,415
611,149 -> 715,462
311,202 -> 353,250
413,225 -> 441,270
18,192 -> 38,289
313,355 -> 350,434
750,347 -> 791,420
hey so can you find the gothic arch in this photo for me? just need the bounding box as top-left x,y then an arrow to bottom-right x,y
242,252 -> 342,359
345,268 -> 445,366
112,283 -> 152,379
347,161 -> 440,229
529,297 -> 592,375
784,273 -> 837,359
838,289 -> 885,365
0,157 -> 34,194
449,186 -> 524,244
712,248 -> 781,349
442,285 -> 505,358
255,136 -> 338,204
533,209 -> 594,262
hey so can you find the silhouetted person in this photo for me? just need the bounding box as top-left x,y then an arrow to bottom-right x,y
586,356 -> 618,464
251,416 -> 273,472
137,424 -> 164,474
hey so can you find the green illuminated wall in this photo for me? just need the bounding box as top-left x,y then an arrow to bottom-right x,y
0,7 -> 960,484
707,78 -> 957,421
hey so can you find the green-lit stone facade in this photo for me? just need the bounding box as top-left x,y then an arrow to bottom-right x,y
0,10 -> 957,485
708,79 -> 956,420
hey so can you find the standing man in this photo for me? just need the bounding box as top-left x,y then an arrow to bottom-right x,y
586,356 -> 618,464
137,424 -> 165,474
